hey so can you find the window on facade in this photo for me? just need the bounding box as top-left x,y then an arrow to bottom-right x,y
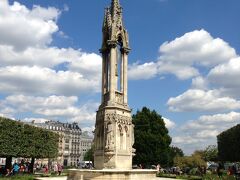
65,145 -> 69,150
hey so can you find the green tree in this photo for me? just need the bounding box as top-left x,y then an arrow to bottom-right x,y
170,146 -> 184,157
203,145 -> 218,162
174,153 -> 206,169
193,150 -> 205,159
169,146 -> 184,166
217,124 -> 240,161
132,107 -> 172,167
84,146 -> 94,163
0,117 -> 59,171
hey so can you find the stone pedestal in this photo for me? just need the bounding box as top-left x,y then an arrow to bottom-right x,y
67,169 -> 158,180
94,106 -> 134,170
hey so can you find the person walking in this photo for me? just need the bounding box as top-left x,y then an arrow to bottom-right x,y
217,163 -> 224,178
57,163 -> 63,176
53,163 -> 58,175
12,162 -> 20,175
156,164 -> 161,172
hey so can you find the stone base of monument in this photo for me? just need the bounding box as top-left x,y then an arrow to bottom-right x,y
67,169 -> 158,180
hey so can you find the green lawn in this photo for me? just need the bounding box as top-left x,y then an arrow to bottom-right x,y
0,175 -> 34,180
158,173 -> 236,180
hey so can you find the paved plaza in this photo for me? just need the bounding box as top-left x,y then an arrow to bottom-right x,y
35,176 -> 179,180
35,177 -> 67,180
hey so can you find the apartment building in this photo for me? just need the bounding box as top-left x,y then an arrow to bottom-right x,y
29,120 -> 93,166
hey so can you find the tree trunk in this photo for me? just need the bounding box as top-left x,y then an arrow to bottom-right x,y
5,156 -> 12,170
48,158 -> 52,172
30,157 -> 35,174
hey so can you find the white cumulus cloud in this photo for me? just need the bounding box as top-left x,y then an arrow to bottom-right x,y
0,66 -> 100,96
1,95 -> 99,123
167,89 -> 240,112
0,0 -> 101,130
0,1 -> 60,50
172,111 -> 240,154
128,29 -> 237,80
163,117 -> 176,129
208,57 -> 240,98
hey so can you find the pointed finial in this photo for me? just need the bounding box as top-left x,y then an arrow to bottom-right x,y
111,0 -> 121,16
112,0 -> 120,7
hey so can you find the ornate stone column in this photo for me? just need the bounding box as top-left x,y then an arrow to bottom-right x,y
121,51 -> 124,92
101,52 -> 106,103
108,41 -> 117,103
123,48 -> 130,105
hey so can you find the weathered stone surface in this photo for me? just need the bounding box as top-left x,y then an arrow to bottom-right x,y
67,169 -> 158,180
94,0 -> 133,170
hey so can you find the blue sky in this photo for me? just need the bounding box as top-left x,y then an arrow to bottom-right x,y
1,0 -> 240,154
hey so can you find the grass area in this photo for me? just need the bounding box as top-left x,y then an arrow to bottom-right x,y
0,174 -> 34,180
202,174 -> 235,180
0,171 -> 68,179
158,173 -> 236,180
157,173 -> 202,179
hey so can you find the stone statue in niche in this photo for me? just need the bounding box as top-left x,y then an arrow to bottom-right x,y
105,122 -> 114,151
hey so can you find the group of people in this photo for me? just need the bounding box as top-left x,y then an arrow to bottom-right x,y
0,160 -> 31,177
227,164 -> 238,176
53,163 -> 63,176
0,160 -> 63,177
34,162 -> 63,175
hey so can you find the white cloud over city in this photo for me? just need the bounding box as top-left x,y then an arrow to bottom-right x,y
173,112 -> 240,154
128,28 -> 240,154
167,89 -> 240,112
128,29 -> 237,80
0,0 -> 101,128
159,31 -> 240,153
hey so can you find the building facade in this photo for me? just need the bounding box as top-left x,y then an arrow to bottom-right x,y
80,132 -> 94,161
29,120 -> 93,167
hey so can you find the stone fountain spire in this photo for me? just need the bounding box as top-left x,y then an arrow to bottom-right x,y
67,1 -> 158,178
95,0 -> 133,170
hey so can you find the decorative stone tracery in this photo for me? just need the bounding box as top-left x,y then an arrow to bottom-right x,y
94,0 -> 133,170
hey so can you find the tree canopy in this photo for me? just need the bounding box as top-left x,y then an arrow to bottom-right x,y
170,146 -> 184,158
84,146 -> 94,162
217,124 -> 240,162
132,107 -> 172,167
0,117 -> 59,159
174,152 -> 206,169
203,145 -> 218,162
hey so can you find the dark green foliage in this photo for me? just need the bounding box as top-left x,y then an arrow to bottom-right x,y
132,107 -> 172,167
217,124 -> 240,162
169,146 -> 184,166
203,145 -> 218,162
170,146 -> 184,158
174,152 -> 206,169
84,146 -> 94,162
0,117 -> 59,159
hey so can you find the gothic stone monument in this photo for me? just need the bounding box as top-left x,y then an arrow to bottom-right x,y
94,0 -> 134,170
68,0 -> 157,179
